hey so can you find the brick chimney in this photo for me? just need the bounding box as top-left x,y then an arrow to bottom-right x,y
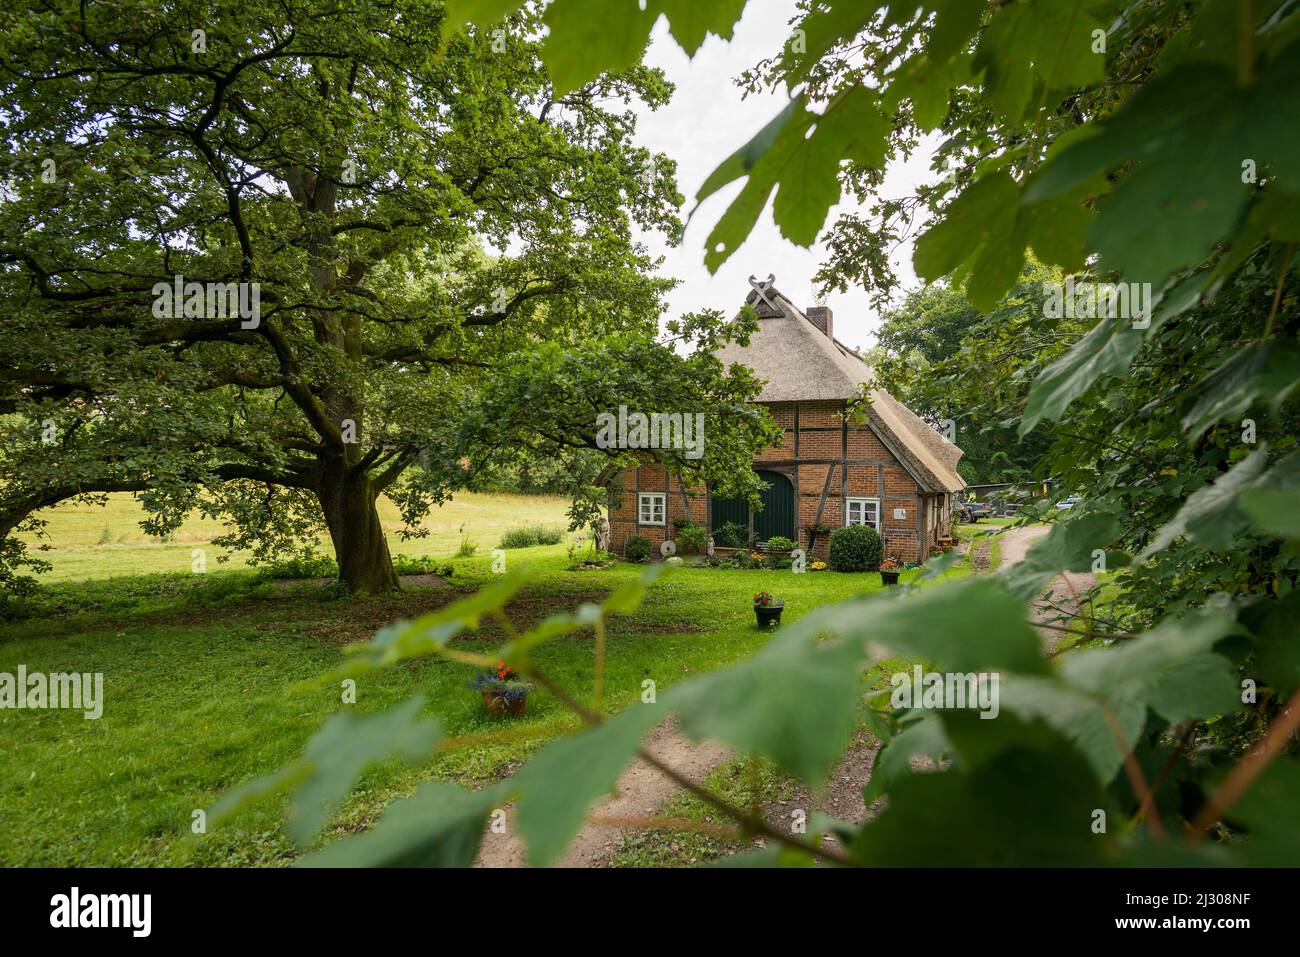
806,305 -> 833,340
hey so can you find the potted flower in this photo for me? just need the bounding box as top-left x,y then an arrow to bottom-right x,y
810,560 -> 827,572
879,558 -> 902,586
753,591 -> 784,628
469,660 -> 534,717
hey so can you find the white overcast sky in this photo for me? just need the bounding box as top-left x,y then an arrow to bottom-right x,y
630,0 -> 937,352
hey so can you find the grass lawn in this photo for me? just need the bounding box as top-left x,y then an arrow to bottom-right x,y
1,495 -> 973,867
17,491 -> 573,582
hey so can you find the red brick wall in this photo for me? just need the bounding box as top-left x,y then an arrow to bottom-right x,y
605,399 -> 946,564
608,464 -> 707,556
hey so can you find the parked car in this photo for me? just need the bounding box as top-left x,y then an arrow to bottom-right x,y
958,500 -> 993,522
1055,497 -> 1080,509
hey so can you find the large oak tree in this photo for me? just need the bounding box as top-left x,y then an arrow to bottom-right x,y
0,0 -> 774,593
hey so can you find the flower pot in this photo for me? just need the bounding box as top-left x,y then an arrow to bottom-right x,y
754,600 -> 784,629
880,570 -> 900,586
482,689 -> 528,717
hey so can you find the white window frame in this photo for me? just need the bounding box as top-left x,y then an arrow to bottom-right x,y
638,492 -> 666,526
845,497 -> 880,529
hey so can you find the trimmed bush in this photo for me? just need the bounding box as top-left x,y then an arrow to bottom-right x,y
765,535 -> 798,552
498,524 -> 565,549
623,534 -> 651,562
828,524 -> 883,572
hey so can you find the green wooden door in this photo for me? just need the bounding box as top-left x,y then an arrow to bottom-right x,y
709,492 -> 749,547
753,470 -> 794,543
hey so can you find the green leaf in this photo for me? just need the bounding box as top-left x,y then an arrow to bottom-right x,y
501,602 -> 604,662
207,763 -> 309,830
300,781 -> 504,867
536,0 -> 764,94
1019,271 -> 1205,435
782,4 -> 881,84
342,574 -> 528,671
1181,340 -> 1300,439
290,697 -> 442,846
652,0 -> 748,56
1143,655 -> 1242,724
698,88 -> 890,269
512,702 -> 664,867
670,620 -> 865,784
787,0 -> 981,87
859,578 -> 1049,675
973,0 -> 1107,122
885,52 -> 971,131
914,171 -> 1021,285
696,97 -> 806,204
772,88 -> 890,246
925,0 -> 987,62
1001,509 -> 1121,600
711,844 -> 812,867
1138,448 -> 1269,559
1060,611 -> 1241,723
209,697 -> 442,846
1027,48 -> 1300,286
601,561 -> 665,613
441,0 -> 525,34
541,0 -> 656,97
1021,187 -> 1093,272
1242,488 -> 1300,540
1222,760 -> 1300,865
850,737 -> 1107,865
998,675 -> 1144,785
672,578 -> 1046,790
861,712 -> 950,804
1250,591 -> 1300,696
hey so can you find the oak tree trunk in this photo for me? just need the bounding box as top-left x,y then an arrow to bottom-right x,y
316,468 -> 399,594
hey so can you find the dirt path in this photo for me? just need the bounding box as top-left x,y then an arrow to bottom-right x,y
474,719 -> 728,868
996,524 -> 1096,652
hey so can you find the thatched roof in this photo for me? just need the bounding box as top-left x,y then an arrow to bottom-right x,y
715,281 -> 965,494
716,285 -> 873,402
864,388 -> 966,495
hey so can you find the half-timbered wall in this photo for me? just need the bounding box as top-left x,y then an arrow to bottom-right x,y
608,399 -> 946,563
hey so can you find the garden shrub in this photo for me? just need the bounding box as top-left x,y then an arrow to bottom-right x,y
765,535 -> 797,552
262,552 -> 452,580
713,521 -> 749,549
262,553 -> 339,579
828,524 -> 883,572
391,555 -> 454,577
676,522 -> 709,554
498,524 -> 565,548
623,534 -> 651,562
728,549 -> 757,569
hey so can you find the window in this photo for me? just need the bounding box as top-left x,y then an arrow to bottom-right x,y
845,497 -> 879,529
638,492 -> 666,525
